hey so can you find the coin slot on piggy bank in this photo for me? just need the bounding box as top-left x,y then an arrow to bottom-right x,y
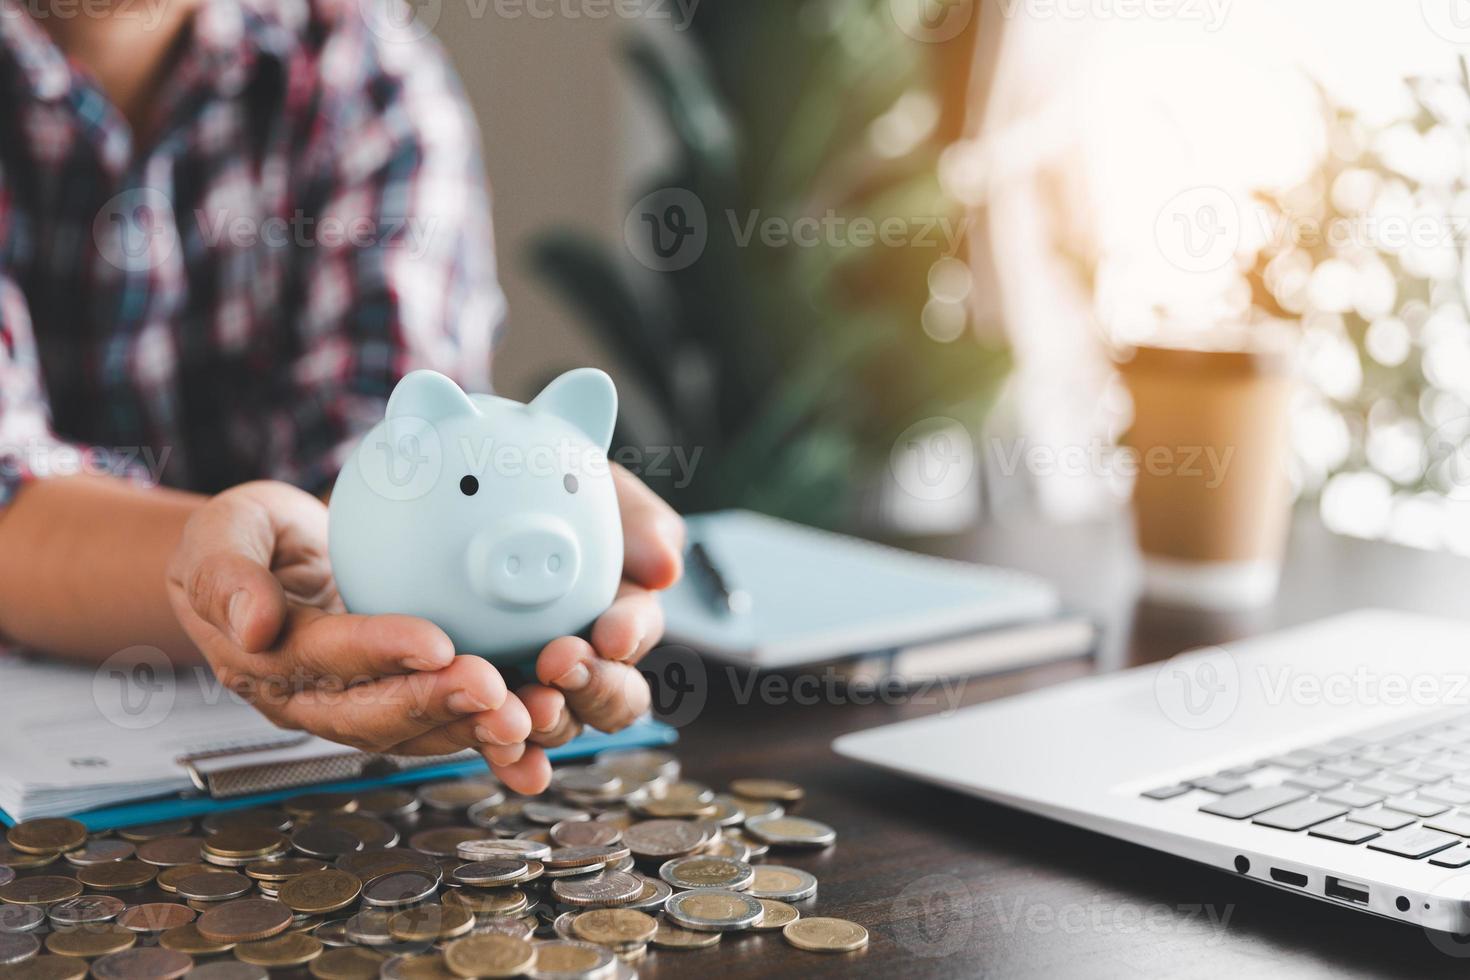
327,368 -> 623,662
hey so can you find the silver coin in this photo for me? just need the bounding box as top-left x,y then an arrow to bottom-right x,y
746,865 -> 818,901
664,889 -> 764,932
621,820 -> 713,859
417,778 -> 504,812
342,909 -> 395,946
701,839 -> 751,862
0,905 -> 45,933
523,802 -> 590,826
457,838 -> 551,862
621,876 -> 673,913
48,894 -> 127,926
451,859 -> 528,887
743,815 -> 836,848
552,910 -> 579,940
64,840 -> 137,866
0,932 -> 40,965
707,795 -> 746,827
550,821 -> 622,849
594,749 -> 680,783
550,870 -> 643,907
550,767 -> 625,800
313,917 -> 354,947
0,867 -> 12,889
658,855 -> 754,891
527,939 -> 616,980
360,869 -> 439,907
184,963 -> 269,980
541,862 -> 608,879
606,856 -> 635,873
470,916 -> 535,940
733,798 -> 784,821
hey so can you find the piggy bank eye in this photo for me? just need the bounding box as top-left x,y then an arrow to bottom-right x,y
563,474 -> 579,495
459,475 -> 479,496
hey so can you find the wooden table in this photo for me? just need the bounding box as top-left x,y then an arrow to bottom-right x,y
641,513 -> 1470,979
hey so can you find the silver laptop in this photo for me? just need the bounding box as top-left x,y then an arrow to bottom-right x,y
833,609 -> 1470,933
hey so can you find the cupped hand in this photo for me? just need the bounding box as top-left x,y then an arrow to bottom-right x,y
164,480 -> 545,793
517,465 -> 685,773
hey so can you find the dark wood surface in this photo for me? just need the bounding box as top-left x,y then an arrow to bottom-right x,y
639,512 -> 1470,979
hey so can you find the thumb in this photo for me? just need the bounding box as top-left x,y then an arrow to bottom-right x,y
167,482 -> 318,652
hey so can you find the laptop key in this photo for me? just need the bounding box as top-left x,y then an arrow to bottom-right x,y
1367,827 -> 1460,859
1308,820 -> 1381,844
1261,751 -> 1326,770
1424,813 -> 1470,837
1141,783 -> 1192,801
1431,845 -> 1470,868
1420,784 -> 1470,806
1320,788 -> 1383,808
1200,785 -> 1308,819
1252,799 -> 1348,831
1392,765 -> 1454,785
1383,796 -> 1449,818
1349,808 -> 1416,830
1188,775 -> 1250,795
1319,760 -> 1378,781
1356,776 -> 1418,797
1284,772 -> 1344,792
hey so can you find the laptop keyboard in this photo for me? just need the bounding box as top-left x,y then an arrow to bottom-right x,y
1141,713 -> 1470,867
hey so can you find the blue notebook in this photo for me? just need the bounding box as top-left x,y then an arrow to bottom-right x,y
661,510 -> 1066,668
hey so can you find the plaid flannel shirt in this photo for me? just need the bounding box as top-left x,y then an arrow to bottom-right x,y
0,0 -> 502,506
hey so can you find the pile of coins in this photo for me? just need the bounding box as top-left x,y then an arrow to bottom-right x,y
0,751 -> 867,977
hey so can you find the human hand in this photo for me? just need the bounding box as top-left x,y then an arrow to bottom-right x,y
164,480 -> 545,793
515,466 -> 685,784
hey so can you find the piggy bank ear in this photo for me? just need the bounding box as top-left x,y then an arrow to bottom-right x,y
529,368 -> 617,451
386,370 -> 480,422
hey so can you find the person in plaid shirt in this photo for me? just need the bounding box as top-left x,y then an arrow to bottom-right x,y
0,0 -> 683,794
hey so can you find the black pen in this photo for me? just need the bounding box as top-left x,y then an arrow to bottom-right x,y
689,540 -> 752,616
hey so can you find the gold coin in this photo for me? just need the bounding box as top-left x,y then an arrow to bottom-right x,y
752,899 -> 799,931
76,861 -> 158,891
0,875 -> 82,905
234,931 -> 324,967
196,898 -> 294,944
156,863 -> 232,893
650,917 -> 721,949
442,934 -> 535,978
134,837 -> 205,867
278,870 -> 361,915
382,953 -> 459,979
6,819 -> 87,855
204,829 -> 289,859
309,946 -> 388,979
728,778 -> 804,803
116,903 -> 196,933
282,793 -> 358,818
244,857 -> 328,881
441,888 -> 528,917
743,815 -> 836,848
406,827 -> 481,858
116,821 -> 193,843
635,797 -> 718,819
530,941 -> 614,976
0,844 -> 58,870
782,916 -> 868,952
158,923 -> 236,955
44,924 -> 137,958
0,954 -> 90,979
89,946 -> 195,980
387,904 -> 474,942
571,909 -> 657,948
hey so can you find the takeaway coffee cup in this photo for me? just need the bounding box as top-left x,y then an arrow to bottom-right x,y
1117,344 -> 1296,610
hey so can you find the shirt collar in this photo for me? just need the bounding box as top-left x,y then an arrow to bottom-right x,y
0,0 -> 300,105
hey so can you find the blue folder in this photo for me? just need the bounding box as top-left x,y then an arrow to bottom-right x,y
0,719 -> 675,832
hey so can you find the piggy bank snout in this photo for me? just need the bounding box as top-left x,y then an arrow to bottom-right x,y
467,517 -> 582,608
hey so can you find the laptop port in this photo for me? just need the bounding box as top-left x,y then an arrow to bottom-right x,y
1269,867 -> 1308,887
1325,877 -> 1370,904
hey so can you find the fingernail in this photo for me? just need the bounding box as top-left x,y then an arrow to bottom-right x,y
473,725 -> 496,744
448,691 -> 489,715
534,715 -> 560,735
553,664 -> 591,691
486,743 -> 525,766
227,590 -> 252,645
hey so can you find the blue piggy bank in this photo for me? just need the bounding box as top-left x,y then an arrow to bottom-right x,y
327,368 -> 623,661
